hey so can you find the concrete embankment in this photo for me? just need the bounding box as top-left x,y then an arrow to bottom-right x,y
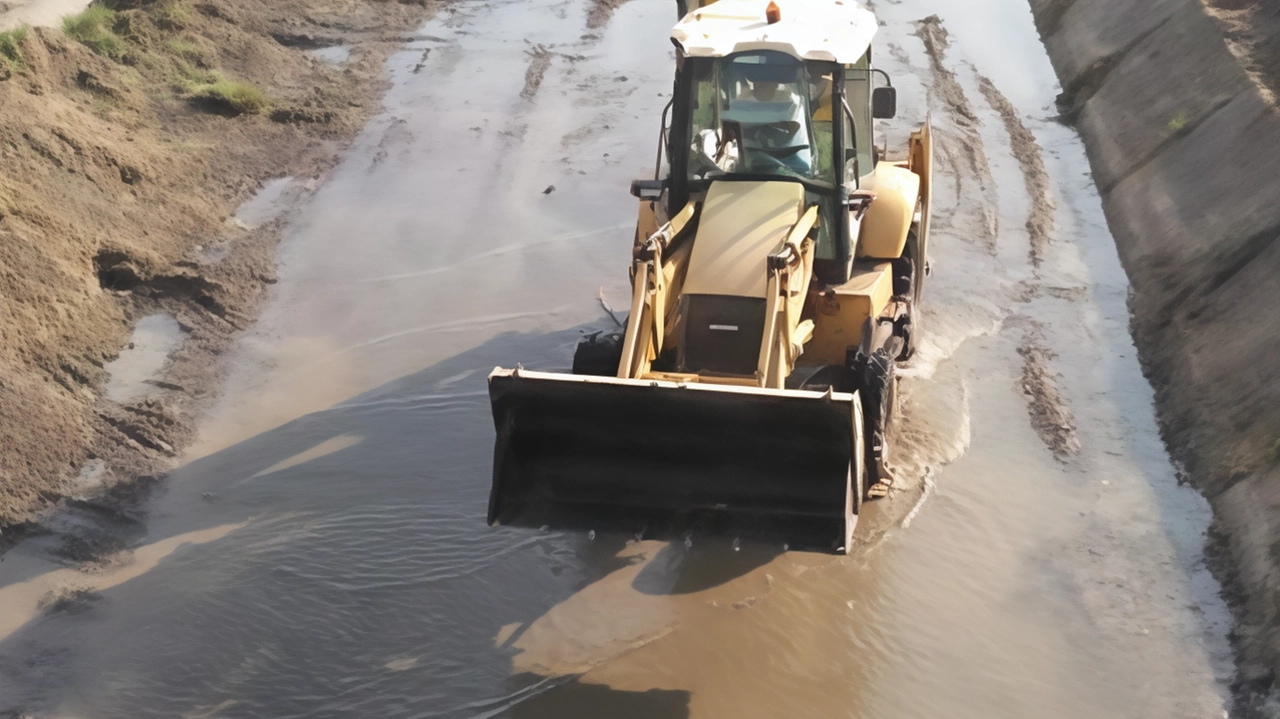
1027,0 -> 1280,705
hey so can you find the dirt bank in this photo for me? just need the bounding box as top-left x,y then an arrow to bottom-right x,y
0,0 -> 437,541
1027,0 -> 1280,710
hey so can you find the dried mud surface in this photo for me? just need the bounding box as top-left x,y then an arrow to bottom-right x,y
0,0 -> 439,539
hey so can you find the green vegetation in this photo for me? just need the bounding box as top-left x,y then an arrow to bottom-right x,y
63,6 -> 124,59
177,66 -> 269,115
192,80 -> 269,114
174,61 -> 218,88
1269,438 -> 1280,464
149,1 -> 191,29
1167,113 -> 1189,133
167,38 -> 200,60
0,26 -> 27,71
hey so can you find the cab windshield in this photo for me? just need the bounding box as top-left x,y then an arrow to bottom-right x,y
687,51 -> 838,185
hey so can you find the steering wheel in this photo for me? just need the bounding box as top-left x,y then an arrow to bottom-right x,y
749,120 -> 803,148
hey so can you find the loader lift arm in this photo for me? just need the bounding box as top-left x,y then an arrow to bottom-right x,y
758,204 -> 818,388
618,201 -> 699,379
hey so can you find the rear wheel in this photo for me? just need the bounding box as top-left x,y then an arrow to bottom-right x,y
788,364 -> 858,393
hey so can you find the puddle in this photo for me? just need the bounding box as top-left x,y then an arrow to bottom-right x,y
103,314 -> 184,402
230,177 -> 298,230
307,46 -> 351,65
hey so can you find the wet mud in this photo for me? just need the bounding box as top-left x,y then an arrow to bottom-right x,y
913,15 -> 998,248
1016,330 -> 1080,460
585,0 -> 634,31
520,44 -> 553,100
977,74 -> 1055,267
0,0 -> 1239,717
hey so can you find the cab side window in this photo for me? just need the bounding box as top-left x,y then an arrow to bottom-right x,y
844,53 -> 874,183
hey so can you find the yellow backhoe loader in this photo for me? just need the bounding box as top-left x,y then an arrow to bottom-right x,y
488,0 -> 932,552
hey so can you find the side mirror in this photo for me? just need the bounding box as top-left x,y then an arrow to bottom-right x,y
872,86 -> 897,119
630,179 -> 666,201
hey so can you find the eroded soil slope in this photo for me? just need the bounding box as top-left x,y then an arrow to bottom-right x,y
0,0 -> 436,534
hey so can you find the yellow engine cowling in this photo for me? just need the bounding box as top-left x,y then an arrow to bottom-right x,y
802,262 -> 894,366
857,162 -> 920,260
683,181 -> 805,299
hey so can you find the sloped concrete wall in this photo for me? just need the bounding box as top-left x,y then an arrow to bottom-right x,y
1028,0 -> 1280,699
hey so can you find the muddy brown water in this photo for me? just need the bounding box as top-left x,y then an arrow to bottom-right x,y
0,0 -> 1238,716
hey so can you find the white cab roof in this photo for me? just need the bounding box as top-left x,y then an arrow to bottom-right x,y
671,0 -> 877,64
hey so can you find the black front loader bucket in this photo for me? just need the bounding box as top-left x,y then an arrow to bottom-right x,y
487,369 -> 862,553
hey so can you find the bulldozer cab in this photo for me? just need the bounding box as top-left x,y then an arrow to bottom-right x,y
660,1 -> 890,287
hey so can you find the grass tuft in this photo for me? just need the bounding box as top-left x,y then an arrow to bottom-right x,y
1167,113 -> 1189,134
167,37 -> 199,59
0,26 -> 27,71
174,62 -> 218,88
1269,438 -> 1280,464
194,80 -> 269,114
63,6 -> 124,59
181,70 -> 269,115
149,1 -> 191,29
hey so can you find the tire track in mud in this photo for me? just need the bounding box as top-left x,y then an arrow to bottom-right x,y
914,15 -> 999,248
585,0 -> 634,30
521,44 -> 554,100
973,72 -> 1074,454
915,15 -> 1076,459
977,75 -> 1056,268
1016,328 -> 1081,461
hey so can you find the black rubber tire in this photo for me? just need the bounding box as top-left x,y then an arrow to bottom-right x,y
790,364 -> 859,394
884,372 -> 900,435
572,330 -> 625,376
900,311 -> 918,362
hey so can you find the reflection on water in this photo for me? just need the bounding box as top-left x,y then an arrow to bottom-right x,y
0,522 -> 246,643
249,434 -> 364,479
